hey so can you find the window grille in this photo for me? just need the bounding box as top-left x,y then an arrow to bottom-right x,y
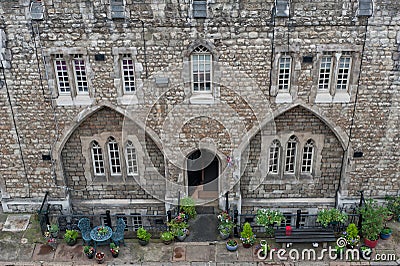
268,140 -> 280,174
121,54 -> 135,93
191,46 -> 212,92
108,137 -> 121,175
126,141 -> 138,176
92,141 -> 105,176
54,54 -> 71,93
285,136 -> 297,173
73,54 -> 88,93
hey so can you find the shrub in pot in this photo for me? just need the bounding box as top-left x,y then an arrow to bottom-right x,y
358,199 -> 389,248
48,223 -> 59,238
160,231 -> 174,244
64,229 -> 79,246
256,209 -> 285,237
109,243 -> 119,258
316,208 -> 348,227
240,222 -> 256,248
137,227 -> 151,246
180,197 -> 197,220
83,245 -> 95,259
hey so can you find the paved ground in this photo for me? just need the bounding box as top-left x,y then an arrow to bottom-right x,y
0,213 -> 399,266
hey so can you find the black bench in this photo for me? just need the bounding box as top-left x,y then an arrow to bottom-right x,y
275,228 -> 336,248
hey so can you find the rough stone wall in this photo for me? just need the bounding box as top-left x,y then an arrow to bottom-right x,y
0,0 -> 399,212
241,106 -> 343,199
62,107 -> 165,201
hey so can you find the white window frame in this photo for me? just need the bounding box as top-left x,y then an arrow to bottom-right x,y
126,141 -> 138,176
284,135 -> 298,174
268,140 -> 280,174
278,54 -> 292,91
72,54 -> 89,94
301,139 -> 314,173
54,54 -> 71,94
131,213 -> 143,231
91,141 -> 105,176
318,55 -> 333,91
108,137 -> 122,176
121,54 -> 136,94
336,53 -> 352,91
191,46 -> 212,93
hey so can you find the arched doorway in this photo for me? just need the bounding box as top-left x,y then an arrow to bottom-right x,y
187,149 -> 219,199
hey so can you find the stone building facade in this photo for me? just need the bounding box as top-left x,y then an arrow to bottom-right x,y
0,0 -> 399,221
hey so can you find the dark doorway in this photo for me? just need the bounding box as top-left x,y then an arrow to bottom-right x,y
187,149 -> 219,198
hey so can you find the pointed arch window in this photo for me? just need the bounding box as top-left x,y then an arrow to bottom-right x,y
108,137 -> 121,175
126,141 -> 138,176
191,45 -> 212,92
285,135 -> 298,173
91,141 -> 105,176
301,139 -> 314,173
268,140 -> 281,174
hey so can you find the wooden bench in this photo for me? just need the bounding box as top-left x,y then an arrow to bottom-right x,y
275,228 -> 336,248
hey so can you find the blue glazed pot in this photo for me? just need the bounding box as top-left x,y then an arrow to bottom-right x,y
226,241 -> 238,251
380,232 -> 391,240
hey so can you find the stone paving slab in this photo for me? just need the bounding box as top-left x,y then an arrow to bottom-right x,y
185,244 -> 215,262
2,215 -> 31,232
31,243 -> 55,261
54,243 -> 86,261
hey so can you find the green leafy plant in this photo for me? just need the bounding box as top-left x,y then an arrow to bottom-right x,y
137,227 -> 151,241
385,196 -> 400,218
64,229 -> 79,244
381,227 -> 392,235
83,245 -> 95,255
256,209 -> 285,227
343,223 -> 360,248
316,208 -> 348,227
240,222 -> 256,245
167,219 -> 188,237
109,242 -> 119,254
226,239 -> 238,247
180,197 -> 197,219
160,231 -> 174,241
47,223 -> 59,234
217,211 -> 235,235
358,199 -> 389,241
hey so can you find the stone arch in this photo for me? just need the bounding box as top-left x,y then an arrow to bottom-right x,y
184,39 -> 219,60
52,102 -> 164,186
238,103 -> 349,154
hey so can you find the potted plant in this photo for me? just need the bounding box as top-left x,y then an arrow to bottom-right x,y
64,229 -> 79,246
109,243 -> 119,258
44,231 -> 57,250
316,209 -> 348,227
255,240 -> 271,257
343,223 -> 360,248
359,245 -> 372,260
217,211 -> 235,240
83,245 -> 95,259
167,219 -> 188,238
47,223 -> 59,238
180,197 -> 197,220
226,239 -> 238,251
380,227 -> 392,240
385,196 -> 400,222
175,228 -> 186,242
240,222 -> 256,248
358,199 -> 389,248
256,209 -> 285,237
160,231 -> 174,245
137,227 -> 151,246
95,251 -> 105,264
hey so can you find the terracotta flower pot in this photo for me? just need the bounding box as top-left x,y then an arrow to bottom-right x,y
364,238 -> 378,248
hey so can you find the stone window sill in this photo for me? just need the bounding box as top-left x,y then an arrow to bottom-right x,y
333,92 -> 350,103
118,94 -> 138,105
275,92 -> 292,103
189,93 -> 214,104
55,95 -> 93,106
315,92 -> 333,103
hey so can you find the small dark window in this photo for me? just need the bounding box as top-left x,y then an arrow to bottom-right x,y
275,0 -> 289,18
111,0 -> 125,19
193,0 -> 207,18
358,0 -> 373,17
